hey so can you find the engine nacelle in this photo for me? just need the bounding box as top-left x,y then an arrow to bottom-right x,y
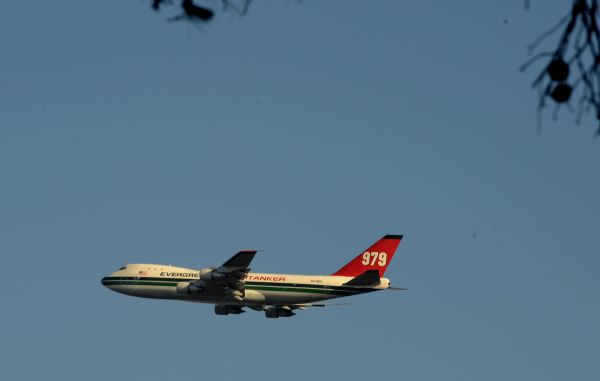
215,305 -> 245,315
264,307 -> 295,318
176,282 -> 204,295
199,268 -> 227,282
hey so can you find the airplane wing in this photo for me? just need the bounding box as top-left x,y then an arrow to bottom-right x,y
190,250 -> 257,301
218,250 -> 257,270
246,302 -> 350,318
290,302 -> 351,309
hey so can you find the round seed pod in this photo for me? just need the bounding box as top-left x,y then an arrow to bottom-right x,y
550,83 -> 572,103
547,59 -> 569,82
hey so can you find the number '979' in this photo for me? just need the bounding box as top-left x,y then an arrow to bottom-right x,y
361,251 -> 387,266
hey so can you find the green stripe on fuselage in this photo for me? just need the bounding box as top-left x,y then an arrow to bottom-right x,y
102,280 -> 178,287
101,277 -> 375,295
245,285 -> 362,296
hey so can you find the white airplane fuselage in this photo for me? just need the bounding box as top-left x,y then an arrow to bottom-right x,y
102,263 -> 391,306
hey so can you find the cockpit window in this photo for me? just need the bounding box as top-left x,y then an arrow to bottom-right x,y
119,266 -> 127,270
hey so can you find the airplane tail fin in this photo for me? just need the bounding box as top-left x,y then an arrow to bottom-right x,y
332,235 -> 403,277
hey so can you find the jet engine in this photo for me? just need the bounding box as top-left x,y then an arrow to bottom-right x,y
214,305 -> 245,315
176,282 -> 204,295
199,268 -> 226,282
264,306 -> 295,318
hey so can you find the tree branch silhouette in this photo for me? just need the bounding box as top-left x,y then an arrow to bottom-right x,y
147,0 -> 254,24
523,0 -> 600,136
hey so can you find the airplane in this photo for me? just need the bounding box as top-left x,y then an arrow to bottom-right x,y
101,234 -> 405,318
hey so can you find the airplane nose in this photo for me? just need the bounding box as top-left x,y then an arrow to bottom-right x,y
101,272 -> 130,295
101,275 -> 115,289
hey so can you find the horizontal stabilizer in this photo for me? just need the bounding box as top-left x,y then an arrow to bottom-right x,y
343,269 -> 381,287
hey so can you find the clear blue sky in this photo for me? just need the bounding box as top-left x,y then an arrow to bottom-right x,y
1,1 -> 598,380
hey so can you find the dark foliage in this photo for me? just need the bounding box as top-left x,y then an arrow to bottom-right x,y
152,0 -> 172,11
148,0 -> 253,23
522,0 -> 600,136
168,0 -> 214,23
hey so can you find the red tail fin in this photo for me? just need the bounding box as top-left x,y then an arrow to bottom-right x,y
332,235 -> 403,277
